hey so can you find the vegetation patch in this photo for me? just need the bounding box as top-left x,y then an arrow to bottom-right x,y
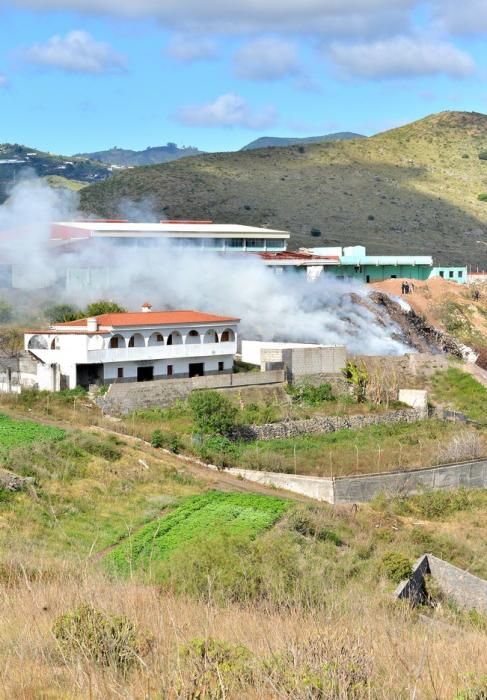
107,491 -> 289,579
0,414 -> 65,450
431,368 -> 487,422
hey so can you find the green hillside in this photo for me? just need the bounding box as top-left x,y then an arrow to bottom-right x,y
0,143 -> 110,202
80,111 -> 487,266
76,142 -> 204,166
242,132 -> 365,150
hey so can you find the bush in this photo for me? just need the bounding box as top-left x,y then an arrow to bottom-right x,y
180,637 -> 254,698
439,430 -> 484,463
53,603 -> 149,672
478,193 -> 487,202
478,150 -> 487,160
85,300 -> 126,316
44,303 -> 80,323
310,227 -> 322,237
288,506 -> 342,545
151,429 -> 163,448
380,552 -> 412,583
198,435 -> 239,467
189,390 -> 238,436
287,383 -> 335,406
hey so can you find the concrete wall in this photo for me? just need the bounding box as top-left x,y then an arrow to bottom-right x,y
100,369 -> 285,413
333,459 -> 487,503
395,554 -> 487,614
281,346 -> 347,380
222,459 -> 487,505
222,468 -> 335,502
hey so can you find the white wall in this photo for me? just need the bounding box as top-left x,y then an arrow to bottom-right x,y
241,340 -> 318,367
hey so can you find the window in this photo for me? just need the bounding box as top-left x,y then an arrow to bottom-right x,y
265,239 -> 285,250
449,271 -> 454,278
458,271 -> 463,278
245,239 -> 260,250
439,271 -> 444,278
227,238 -> 244,249
117,367 -> 124,378
110,336 -> 119,348
167,365 -> 173,376
156,333 -> 163,342
218,361 -> 224,372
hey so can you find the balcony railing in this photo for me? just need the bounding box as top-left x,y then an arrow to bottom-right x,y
30,341 -> 236,365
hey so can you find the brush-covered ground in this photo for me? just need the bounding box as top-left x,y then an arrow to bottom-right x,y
0,405 -> 487,698
80,111 -> 487,266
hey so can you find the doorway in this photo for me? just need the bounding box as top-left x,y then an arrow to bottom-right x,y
189,362 -> 204,378
137,366 -> 154,382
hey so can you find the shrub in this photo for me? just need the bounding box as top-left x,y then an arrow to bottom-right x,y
189,390 -> 238,436
310,227 -> 322,237
85,300 -> 126,316
478,193 -> 487,202
379,552 -> 412,583
478,150 -> 487,160
44,303 -> 80,323
0,299 -> 13,323
53,603 -> 149,672
342,362 -> 369,403
439,430 -> 484,463
288,506 -> 342,545
287,382 -> 335,406
180,637 -> 254,698
151,429 -> 163,448
198,435 -> 239,467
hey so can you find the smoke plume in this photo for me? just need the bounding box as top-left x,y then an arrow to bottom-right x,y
0,177 -> 409,355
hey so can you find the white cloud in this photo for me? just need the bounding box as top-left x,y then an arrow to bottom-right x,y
234,37 -> 300,81
23,30 -> 126,74
432,0 -> 487,35
329,36 -> 475,79
12,0 -> 417,36
0,74 -> 8,88
176,92 -> 277,129
166,35 -> 218,64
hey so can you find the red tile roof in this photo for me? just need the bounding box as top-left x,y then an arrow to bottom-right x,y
55,310 -> 239,328
256,251 -> 340,261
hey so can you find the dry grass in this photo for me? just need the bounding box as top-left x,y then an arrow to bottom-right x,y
0,562 -> 484,699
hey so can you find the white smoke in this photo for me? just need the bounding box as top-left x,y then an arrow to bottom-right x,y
0,177 -> 410,355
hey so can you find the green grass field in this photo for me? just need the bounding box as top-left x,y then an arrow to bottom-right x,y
107,491 -> 289,579
0,413 -> 65,450
431,368 -> 487,422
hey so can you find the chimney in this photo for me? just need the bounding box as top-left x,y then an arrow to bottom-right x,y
141,302 -> 152,313
86,317 -> 98,332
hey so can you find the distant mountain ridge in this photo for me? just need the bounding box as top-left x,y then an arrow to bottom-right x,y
241,132 -> 365,150
76,143 -> 204,167
0,143 -> 110,202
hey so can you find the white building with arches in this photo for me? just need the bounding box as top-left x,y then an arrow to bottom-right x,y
25,305 -> 239,390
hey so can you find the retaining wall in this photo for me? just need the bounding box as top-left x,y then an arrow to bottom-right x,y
234,408 -> 423,441
395,554 -> 487,614
222,459 -> 487,504
100,369 -> 285,413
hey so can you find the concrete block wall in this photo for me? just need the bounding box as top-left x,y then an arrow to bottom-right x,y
222,468 -> 335,502
100,370 -> 285,413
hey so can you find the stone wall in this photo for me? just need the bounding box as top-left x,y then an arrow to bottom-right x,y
234,408 -> 423,441
100,369 -> 285,414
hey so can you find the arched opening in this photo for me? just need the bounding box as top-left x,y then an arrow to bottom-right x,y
186,330 -> 201,345
128,333 -> 145,348
50,337 -> 60,350
28,335 -> 48,350
220,328 -> 235,343
167,331 -> 182,345
109,334 -> 126,349
148,332 -> 164,346
203,329 -> 218,344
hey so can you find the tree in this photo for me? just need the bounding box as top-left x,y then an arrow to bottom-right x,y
44,303 -> 80,323
342,361 -> 369,403
0,328 -> 24,391
188,390 -> 238,436
0,298 -> 13,323
85,300 -> 127,316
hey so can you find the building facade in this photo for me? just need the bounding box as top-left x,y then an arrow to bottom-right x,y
25,306 -> 239,390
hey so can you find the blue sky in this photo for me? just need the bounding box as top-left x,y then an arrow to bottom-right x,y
0,1 -> 486,154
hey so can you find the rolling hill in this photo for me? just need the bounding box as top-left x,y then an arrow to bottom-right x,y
80,111 -> 487,266
241,132 -> 365,150
0,143 -> 110,201
76,142 -> 204,166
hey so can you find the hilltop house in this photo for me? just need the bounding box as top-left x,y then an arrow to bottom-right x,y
25,304 -> 239,391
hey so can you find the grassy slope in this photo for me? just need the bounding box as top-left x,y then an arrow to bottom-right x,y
81,111 -> 487,266
0,413 -> 64,449
107,491 -> 289,578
